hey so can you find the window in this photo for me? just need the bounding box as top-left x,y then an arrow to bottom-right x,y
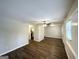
66,20 -> 72,40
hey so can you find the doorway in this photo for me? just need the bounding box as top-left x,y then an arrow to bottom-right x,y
31,29 -> 34,40
29,24 -> 34,41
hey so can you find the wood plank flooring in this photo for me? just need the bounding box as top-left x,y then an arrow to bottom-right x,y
6,37 -> 68,59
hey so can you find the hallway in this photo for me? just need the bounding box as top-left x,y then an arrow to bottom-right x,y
6,37 -> 68,59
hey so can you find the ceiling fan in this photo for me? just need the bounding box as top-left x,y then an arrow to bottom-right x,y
42,21 -> 57,27
43,21 -> 52,26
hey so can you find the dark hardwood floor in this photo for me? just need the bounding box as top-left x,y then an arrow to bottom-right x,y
6,37 -> 68,59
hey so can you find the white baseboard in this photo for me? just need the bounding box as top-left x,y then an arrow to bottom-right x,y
0,43 -> 29,56
64,41 -> 77,59
44,36 -> 62,39
34,39 -> 43,42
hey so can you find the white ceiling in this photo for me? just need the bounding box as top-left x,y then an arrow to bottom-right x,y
1,0 -> 74,24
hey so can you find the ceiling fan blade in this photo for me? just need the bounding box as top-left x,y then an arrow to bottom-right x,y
47,23 -> 51,25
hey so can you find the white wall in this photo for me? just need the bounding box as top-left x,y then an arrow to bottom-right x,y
62,0 -> 78,59
45,24 -> 62,38
0,18 -> 29,56
34,25 -> 44,42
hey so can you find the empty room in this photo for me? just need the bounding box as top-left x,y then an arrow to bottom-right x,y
0,0 -> 78,59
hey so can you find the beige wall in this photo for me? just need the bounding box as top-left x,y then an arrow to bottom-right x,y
0,18 -> 29,56
62,0 -> 78,59
0,18 -> 45,56
45,24 -> 62,39
34,25 -> 44,42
